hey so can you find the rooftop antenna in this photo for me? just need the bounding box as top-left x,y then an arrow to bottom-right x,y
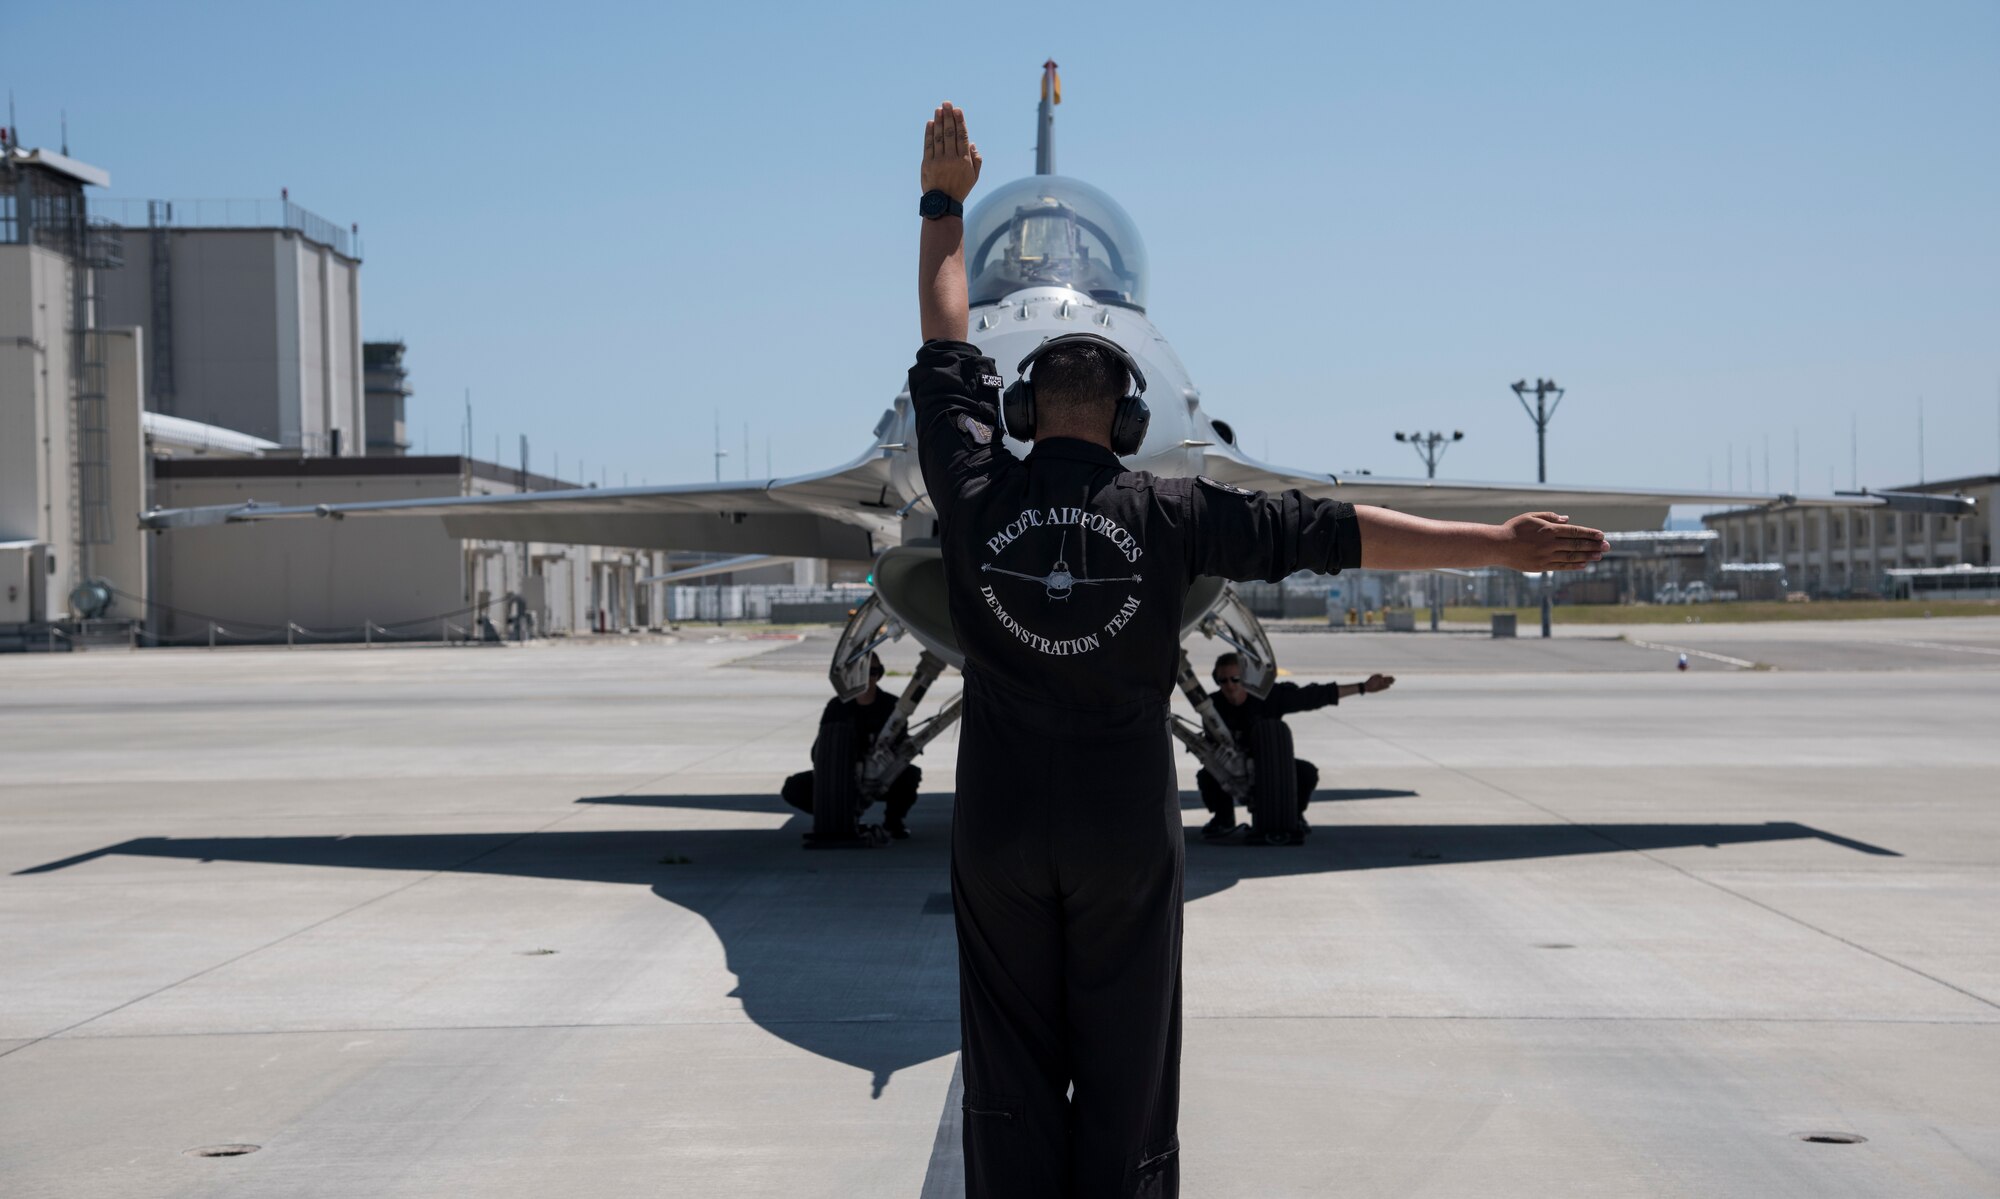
712,410 -> 727,482
1036,60 -> 1061,175
60,109 -> 68,155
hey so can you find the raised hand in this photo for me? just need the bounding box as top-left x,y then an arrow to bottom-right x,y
1362,673 -> 1395,694
922,102 -> 983,203
1499,512 -> 1609,572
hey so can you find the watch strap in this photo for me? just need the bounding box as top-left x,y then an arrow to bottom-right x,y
919,189 -> 964,220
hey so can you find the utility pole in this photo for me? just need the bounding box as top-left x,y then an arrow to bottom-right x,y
1393,429 -> 1464,479
1395,429 -> 1466,632
1918,396 -> 1925,485
1510,378 -> 1564,487
1509,378 -> 1565,638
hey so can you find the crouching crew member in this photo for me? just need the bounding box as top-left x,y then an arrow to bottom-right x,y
1196,651 -> 1395,839
779,653 -> 920,840
912,101 -> 1608,1197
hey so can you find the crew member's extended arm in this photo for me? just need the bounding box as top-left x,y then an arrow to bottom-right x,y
1357,507 -> 1606,572
1264,680 -> 1340,716
917,103 -> 982,343
1265,673 -> 1394,716
1337,674 -> 1393,701
907,104 -> 997,526
1186,481 -> 1607,581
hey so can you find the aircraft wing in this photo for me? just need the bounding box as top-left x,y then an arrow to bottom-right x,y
1193,443 -> 1974,533
140,443 -> 904,561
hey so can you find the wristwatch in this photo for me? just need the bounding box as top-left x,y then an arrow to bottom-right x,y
919,189 -> 963,220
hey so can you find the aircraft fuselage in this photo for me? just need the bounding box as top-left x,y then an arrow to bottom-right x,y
888,286 -> 1219,526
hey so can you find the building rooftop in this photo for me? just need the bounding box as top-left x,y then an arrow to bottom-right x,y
95,196 -> 360,260
2,144 -> 110,189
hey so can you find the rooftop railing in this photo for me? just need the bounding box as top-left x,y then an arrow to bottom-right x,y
95,197 -> 361,259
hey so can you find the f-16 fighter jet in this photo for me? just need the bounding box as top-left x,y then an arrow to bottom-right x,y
142,63 -> 1972,846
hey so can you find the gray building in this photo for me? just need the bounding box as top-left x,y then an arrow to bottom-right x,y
96,197 -> 364,456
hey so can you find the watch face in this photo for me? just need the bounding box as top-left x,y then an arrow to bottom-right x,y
920,191 -> 947,218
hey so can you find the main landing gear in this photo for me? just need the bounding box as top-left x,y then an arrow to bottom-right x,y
807,597 -> 963,849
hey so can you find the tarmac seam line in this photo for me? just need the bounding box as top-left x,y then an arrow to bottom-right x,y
1340,722 -> 2000,1015
1624,637 -> 1764,669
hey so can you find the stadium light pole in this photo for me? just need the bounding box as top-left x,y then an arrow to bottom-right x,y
1394,429 -> 1465,479
1396,430 -> 1466,629
1511,378 -> 1566,638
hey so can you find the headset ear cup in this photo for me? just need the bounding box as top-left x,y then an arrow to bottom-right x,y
1002,379 -> 1035,442
1110,396 -> 1150,456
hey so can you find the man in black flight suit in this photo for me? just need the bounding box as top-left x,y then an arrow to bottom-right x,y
779,652 -> 920,839
911,102 -> 1608,1197
1196,651 -> 1395,840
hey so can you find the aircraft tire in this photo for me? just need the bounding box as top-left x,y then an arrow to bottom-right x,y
1248,718 -> 1301,846
807,723 -> 863,846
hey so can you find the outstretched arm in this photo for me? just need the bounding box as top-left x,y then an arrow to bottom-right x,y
1357,507 -> 1607,572
918,102 -> 983,343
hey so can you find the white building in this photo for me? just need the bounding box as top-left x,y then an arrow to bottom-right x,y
1701,475 -> 1995,597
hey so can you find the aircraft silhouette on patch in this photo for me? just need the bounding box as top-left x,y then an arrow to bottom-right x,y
981,530 -> 1142,601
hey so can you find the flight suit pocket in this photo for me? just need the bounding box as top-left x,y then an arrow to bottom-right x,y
960,1087 -> 1031,1197
961,1086 -> 1019,1123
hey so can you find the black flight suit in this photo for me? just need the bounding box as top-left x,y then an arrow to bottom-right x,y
779,691 -> 922,824
1195,681 -> 1339,828
909,340 -> 1363,1197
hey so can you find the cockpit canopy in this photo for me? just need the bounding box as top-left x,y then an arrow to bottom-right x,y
965,175 -> 1149,310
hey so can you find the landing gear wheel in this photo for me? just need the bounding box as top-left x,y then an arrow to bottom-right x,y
1247,718 -> 1302,846
803,724 -> 878,848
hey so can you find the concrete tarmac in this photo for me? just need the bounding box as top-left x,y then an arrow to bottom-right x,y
2,622 -> 1996,1197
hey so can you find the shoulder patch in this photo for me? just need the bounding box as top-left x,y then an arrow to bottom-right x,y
1196,475 -> 1255,497
957,413 -> 994,446
978,373 -> 1006,391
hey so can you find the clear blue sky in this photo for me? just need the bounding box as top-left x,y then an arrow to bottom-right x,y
9,1 -> 1997,501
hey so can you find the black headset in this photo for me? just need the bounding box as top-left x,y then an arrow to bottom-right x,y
1001,333 -> 1152,456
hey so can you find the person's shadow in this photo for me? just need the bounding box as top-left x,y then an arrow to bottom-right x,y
17,792 -> 1897,1098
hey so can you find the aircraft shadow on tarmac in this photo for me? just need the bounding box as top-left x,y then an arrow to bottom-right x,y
17,795 -> 1898,1098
